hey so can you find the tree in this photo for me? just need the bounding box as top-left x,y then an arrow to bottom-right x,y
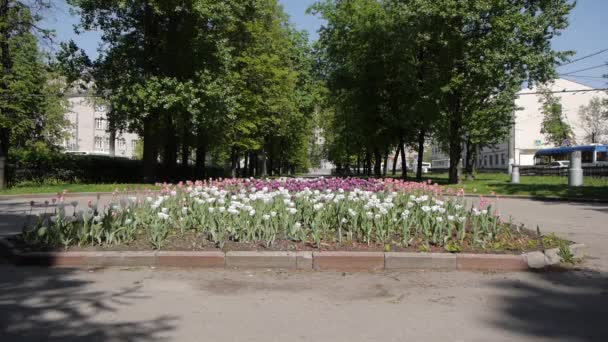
539,86 -> 574,146
0,0 -> 65,188
313,0 -> 572,184
68,0 -> 316,181
428,0 -> 574,183
578,97 -> 608,144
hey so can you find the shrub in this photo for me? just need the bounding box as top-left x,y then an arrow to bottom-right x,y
8,147 -> 228,185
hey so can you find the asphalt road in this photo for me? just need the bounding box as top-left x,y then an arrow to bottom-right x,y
1,194 -> 607,341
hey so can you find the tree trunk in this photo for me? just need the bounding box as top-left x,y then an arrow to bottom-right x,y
0,128 -> 9,189
230,146 -> 238,178
382,145 -> 389,177
448,97 -> 463,184
0,1 -> 12,189
108,128 -> 116,157
249,152 -> 256,177
366,151 -> 372,176
143,117 -> 158,183
465,139 -> 477,181
243,153 -> 249,177
181,141 -> 189,179
392,144 -> 401,176
356,155 -> 361,175
260,147 -> 268,177
416,129 -> 425,180
400,137 -> 407,180
373,148 -> 382,178
195,129 -> 206,179
164,115 -> 177,180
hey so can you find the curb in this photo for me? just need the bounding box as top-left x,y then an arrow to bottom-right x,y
0,238 -> 587,272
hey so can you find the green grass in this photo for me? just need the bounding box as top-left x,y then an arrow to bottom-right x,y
421,172 -> 608,200
2,173 -> 607,200
0,183 -> 159,196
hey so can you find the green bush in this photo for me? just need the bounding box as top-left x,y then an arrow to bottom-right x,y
8,146 -> 228,186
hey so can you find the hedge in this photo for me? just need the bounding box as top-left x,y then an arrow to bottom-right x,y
8,149 -> 228,185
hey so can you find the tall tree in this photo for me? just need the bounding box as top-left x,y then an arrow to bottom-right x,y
539,86 -> 573,146
578,97 -> 608,144
0,0 -> 64,188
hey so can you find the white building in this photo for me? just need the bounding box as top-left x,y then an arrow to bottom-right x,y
432,79 -> 608,170
63,90 -> 140,159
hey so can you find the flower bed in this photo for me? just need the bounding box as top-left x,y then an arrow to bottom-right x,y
15,178 -> 568,254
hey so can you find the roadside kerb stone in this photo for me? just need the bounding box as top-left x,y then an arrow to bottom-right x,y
544,248 -> 561,265
385,252 -> 457,270
313,251 -> 384,271
296,251 -> 313,270
156,251 -> 224,268
16,251 -> 92,267
226,251 -> 297,269
524,251 -> 548,269
457,254 -> 528,271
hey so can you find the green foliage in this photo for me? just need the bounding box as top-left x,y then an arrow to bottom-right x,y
577,97 -> 608,144
21,182 -> 537,251
312,0 -> 574,182
8,147 -> 228,185
0,14 -> 67,148
558,241 -> 575,264
539,86 -> 574,146
65,0 -> 318,180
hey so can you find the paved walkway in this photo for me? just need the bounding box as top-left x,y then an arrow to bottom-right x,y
1,194 -> 607,341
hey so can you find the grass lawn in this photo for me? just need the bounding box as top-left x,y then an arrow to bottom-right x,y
421,172 -> 608,200
0,183 -> 159,196
1,173 -> 607,200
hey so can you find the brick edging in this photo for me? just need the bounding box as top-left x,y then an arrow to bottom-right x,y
0,237 -> 586,271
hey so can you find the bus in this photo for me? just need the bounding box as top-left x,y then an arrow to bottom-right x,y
534,145 -> 608,167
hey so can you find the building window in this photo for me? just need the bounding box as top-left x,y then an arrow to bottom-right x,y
495,154 -> 499,166
104,137 -> 110,149
94,137 -> 103,150
132,140 -> 138,150
95,118 -> 104,130
501,153 -> 506,165
597,152 -> 607,162
581,151 -> 594,163
95,105 -> 107,112
117,138 -> 126,150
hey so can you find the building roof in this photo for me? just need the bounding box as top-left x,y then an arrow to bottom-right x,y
534,145 -> 608,156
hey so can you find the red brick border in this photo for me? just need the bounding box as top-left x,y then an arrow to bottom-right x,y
313,251 -> 384,271
456,254 -> 528,271
0,237 -> 585,272
157,251 -> 224,268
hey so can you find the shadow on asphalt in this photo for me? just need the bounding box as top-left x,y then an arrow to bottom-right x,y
490,270 -> 608,342
0,265 -> 177,341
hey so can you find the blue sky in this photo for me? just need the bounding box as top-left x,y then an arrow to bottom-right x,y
42,0 -> 607,88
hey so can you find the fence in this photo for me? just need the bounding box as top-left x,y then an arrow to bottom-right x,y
519,166 -> 608,178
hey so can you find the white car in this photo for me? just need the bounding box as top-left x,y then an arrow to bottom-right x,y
548,160 -> 570,168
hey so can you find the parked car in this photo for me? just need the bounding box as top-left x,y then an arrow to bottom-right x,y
548,160 -> 570,168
